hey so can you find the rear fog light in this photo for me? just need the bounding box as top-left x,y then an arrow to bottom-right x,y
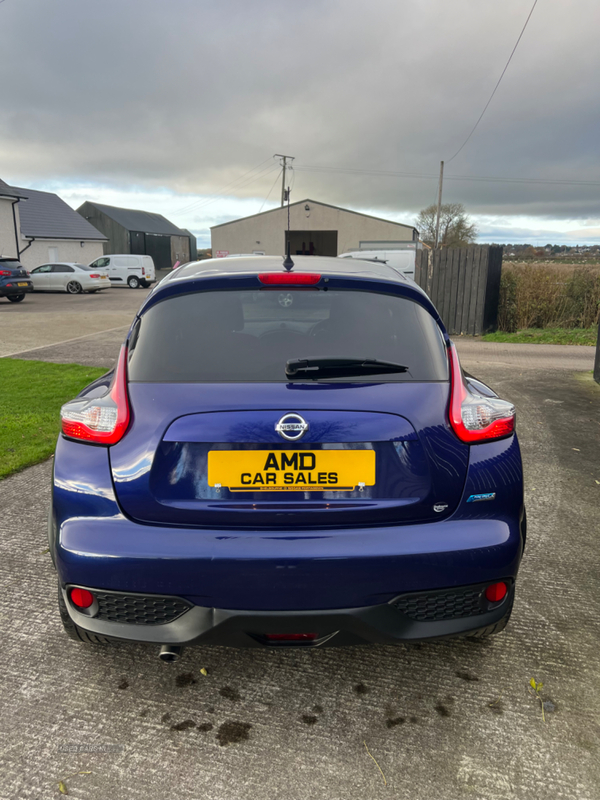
264,633 -> 318,641
485,582 -> 508,602
70,587 -> 95,608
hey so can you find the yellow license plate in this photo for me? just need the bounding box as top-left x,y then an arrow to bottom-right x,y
17,282 -> 28,286
208,450 -> 375,492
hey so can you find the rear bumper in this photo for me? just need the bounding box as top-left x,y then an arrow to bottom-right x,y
60,581 -> 515,647
53,513 -> 523,611
1,281 -> 33,296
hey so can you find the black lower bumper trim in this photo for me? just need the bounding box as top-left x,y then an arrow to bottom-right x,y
62,582 -> 515,648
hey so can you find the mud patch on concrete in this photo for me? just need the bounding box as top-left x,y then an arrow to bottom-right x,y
197,722 -> 214,733
216,721 -> 252,746
118,679 -> 129,690
301,715 -> 318,725
354,683 -> 369,695
456,670 -> 479,682
386,716 -> 405,728
171,720 -> 196,732
219,686 -> 241,702
176,672 -> 197,688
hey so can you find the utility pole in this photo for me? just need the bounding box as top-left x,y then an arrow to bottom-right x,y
434,160 -> 444,249
274,154 -> 294,206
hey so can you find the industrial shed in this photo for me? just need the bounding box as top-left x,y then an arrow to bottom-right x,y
77,202 -> 195,271
211,199 -> 418,258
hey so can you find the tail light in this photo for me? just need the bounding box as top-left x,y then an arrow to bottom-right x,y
88,273 -> 101,278
60,344 -> 130,444
0,269 -> 12,277
448,342 -> 515,443
258,273 -> 321,285
141,267 -> 145,275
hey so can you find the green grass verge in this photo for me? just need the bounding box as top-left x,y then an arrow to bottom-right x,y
0,359 -> 106,480
482,327 -> 598,346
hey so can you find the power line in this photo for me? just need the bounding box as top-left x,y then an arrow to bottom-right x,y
446,0 -> 539,163
174,157 -> 277,214
294,163 -> 600,187
175,160 -> 278,214
259,168 -> 283,213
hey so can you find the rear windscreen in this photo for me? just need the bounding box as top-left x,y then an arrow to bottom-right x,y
128,289 -> 448,382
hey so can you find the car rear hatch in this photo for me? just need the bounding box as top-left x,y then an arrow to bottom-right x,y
0,260 -> 29,281
109,275 -> 469,528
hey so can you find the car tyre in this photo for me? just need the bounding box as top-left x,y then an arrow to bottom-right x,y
127,276 -> 140,289
66,280 -> 83,294
57,581 -> 111,645
7,294 -> 25,302
466,598 -> 514,639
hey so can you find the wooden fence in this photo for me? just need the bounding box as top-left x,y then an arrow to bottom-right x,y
414,245 -> 503,335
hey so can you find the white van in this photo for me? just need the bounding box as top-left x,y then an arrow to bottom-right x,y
338,249 -> 416,280
88,254 -> 156,289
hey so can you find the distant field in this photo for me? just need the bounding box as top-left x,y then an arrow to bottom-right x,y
504,258 -> 600,269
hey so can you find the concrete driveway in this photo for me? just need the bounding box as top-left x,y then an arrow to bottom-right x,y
1,299 -> 599,799
0,282 -> 154,359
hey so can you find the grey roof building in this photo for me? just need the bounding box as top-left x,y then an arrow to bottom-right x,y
13,187 -> 107,242
1,180 -> 106,267
77,201 -> 195,271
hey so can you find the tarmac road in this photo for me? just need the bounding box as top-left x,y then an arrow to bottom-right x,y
1,290 -> 599,799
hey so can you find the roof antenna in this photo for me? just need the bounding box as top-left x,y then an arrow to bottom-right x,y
282,186 -> 294,271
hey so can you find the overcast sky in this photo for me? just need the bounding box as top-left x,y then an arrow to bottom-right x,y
2,0 -> 600,246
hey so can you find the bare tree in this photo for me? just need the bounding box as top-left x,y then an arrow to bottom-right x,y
416,203 -> 478,248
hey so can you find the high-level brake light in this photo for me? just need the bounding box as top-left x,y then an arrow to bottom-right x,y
61,344 -> 131,444
448,342 -> 515,443
258,273 -> 321,285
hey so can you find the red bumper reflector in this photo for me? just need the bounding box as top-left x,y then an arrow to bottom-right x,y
485,582 -> 508,602
258,273 -> 321,285
70,587 -> 94,608
264,633 -> 318,641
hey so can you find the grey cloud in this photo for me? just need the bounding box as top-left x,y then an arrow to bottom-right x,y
1,0 -> 600,221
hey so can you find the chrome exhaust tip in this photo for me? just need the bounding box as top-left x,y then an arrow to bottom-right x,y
159,644 -> 182,663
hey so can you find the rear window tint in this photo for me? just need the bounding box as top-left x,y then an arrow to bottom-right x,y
128,289 -> 448,382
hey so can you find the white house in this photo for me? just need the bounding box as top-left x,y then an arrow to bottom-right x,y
0,179 -> 21,259
0,179 -> 107,268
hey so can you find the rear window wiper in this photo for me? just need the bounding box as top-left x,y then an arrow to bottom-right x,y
285,357 -> 409,380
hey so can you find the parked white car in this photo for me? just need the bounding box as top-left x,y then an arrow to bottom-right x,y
88,254 -> 156,289
28,262 -> 110,294
338,249 -> 416,280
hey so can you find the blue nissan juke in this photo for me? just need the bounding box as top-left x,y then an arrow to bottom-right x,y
50,255 -> 525,661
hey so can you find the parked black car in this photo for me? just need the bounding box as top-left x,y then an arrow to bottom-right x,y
0,258 -> 33,302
